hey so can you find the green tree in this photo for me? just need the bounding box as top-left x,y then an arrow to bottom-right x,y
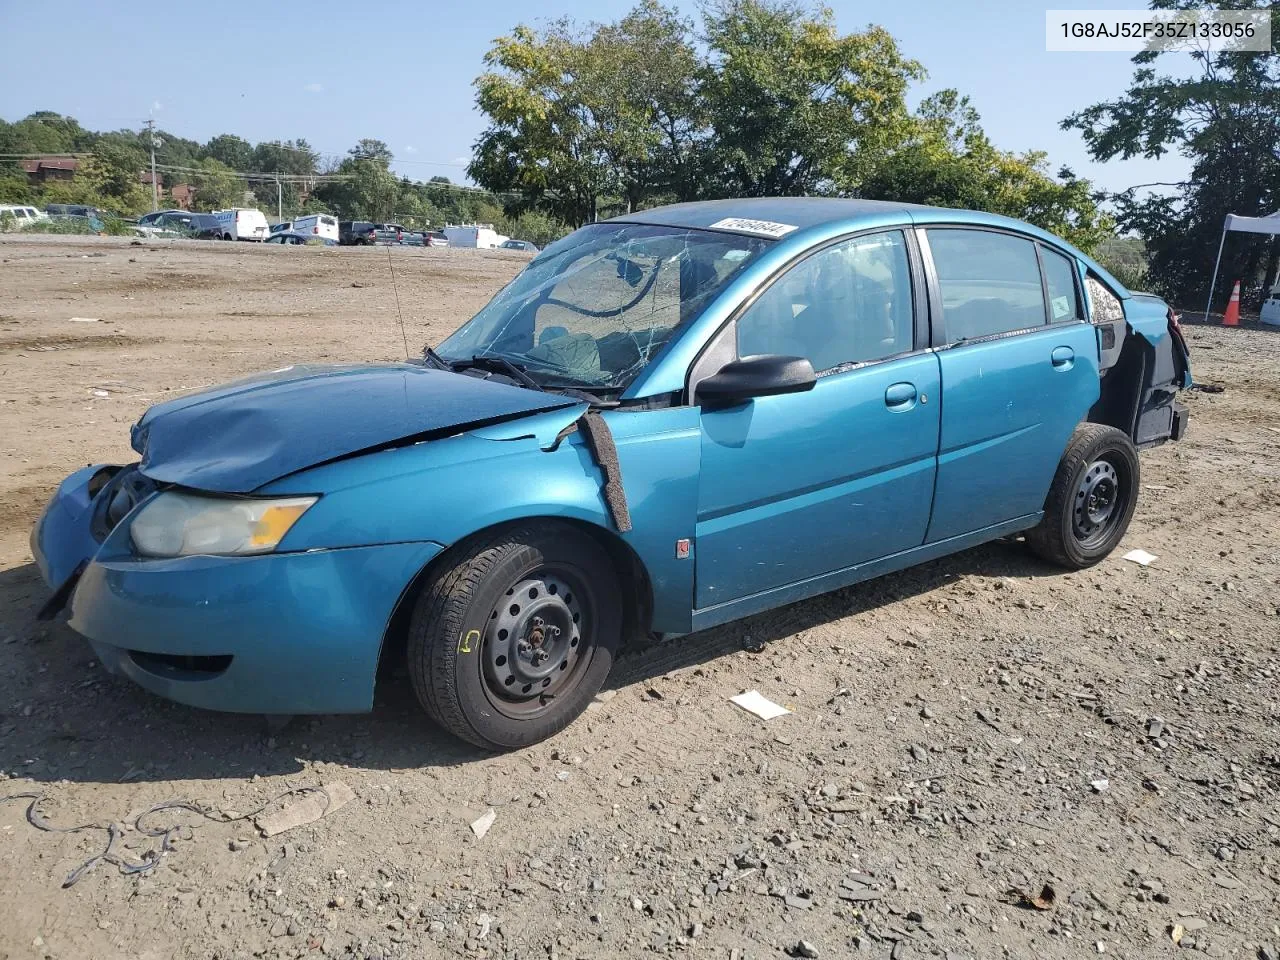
312,140 -> 398,219
860,91 -> 1113,253
349,139 -> 394,164
205,134 -> 252,170
1062,0 -> 1280,304
701,0 -> 921,197
469,21 -> 612,226
82,140 -> 149,213
581,1 -> 704,209
190,158 -> 244,211
0,112 -> 92,154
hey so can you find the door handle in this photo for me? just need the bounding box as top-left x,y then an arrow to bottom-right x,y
1051,346 -> 1075,370
885,382 -> 917,410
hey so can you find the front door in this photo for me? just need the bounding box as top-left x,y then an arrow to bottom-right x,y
922,228 -> 1101,542
694,229 -> 941,611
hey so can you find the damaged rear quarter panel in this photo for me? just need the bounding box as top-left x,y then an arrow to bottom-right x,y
262,406 -> 703,635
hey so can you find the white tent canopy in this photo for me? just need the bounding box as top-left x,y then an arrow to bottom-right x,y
1205,212 -> 1280,320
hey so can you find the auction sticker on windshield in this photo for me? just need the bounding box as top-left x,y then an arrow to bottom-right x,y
708,217 -> 798,238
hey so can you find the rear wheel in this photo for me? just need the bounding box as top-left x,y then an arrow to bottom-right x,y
407,522 -> 622,750
1027,423 -> 1140,569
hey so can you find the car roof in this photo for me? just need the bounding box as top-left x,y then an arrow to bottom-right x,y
613,197 -> 1086,243
614,197 -> 939,233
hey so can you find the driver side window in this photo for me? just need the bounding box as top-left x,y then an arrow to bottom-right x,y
736,230 -> 914,373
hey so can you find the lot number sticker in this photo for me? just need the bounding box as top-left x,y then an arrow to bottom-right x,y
708,217 -> 798,238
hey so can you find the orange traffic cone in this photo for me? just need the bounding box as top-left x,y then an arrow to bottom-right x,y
1223,279 -> 1241,326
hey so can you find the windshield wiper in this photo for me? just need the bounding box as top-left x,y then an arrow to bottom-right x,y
453,354 -> 546,392
423,346 -> 450,370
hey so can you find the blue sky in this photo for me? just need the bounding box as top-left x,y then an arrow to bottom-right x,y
0,0 -> 1190,194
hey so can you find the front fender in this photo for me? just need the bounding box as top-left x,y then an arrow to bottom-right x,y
265,407 -> 703,634
30,463 -> 117,589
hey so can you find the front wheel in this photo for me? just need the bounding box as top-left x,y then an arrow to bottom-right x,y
407,523 -> 622,750
1027,423 -> 1140,569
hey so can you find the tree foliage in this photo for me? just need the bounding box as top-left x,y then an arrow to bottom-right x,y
701,0 -> 920,197
469,0 -> 1108,241
861,92 -> 1114,252
1062,0 -> 1280,305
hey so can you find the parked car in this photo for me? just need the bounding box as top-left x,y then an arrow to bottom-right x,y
43,204 -> 107,233
46,204 -> 108,220
213,207 -> 270,241
269,221 -> 294,236
0,204 -> 48,228
500,239 -> 540,253
292,214 -> 339,243
423,230 -> 449,248
338,220 -> 378,245
30,198 -> 1191,750
264,232 -> 337,246
134,212 -> 222,240
376,222 -> 408,244
136,209 -> 183,227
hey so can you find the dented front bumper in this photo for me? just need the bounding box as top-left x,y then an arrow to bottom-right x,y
30,465 -> 443,714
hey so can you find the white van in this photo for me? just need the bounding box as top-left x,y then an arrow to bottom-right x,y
292,214 -> 339,243
442,223 -> 510,249
213,208 -> 270,241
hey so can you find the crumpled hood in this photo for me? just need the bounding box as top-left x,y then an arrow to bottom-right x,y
131,363 -> 579,492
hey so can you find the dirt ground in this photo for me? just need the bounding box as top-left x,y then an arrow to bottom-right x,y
0,234 -> 1278,960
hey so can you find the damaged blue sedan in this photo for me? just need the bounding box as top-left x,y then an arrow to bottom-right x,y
32,199 -> 1191,749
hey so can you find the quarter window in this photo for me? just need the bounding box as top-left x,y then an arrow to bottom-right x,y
928,229 -> 1045,342
1086,275 -> 1124,325
1040,247 -> 1082,322
736,230 -> 914,372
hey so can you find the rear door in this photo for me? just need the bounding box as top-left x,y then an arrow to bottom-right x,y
922,227 -> 1098,542
694,229 -> 941,609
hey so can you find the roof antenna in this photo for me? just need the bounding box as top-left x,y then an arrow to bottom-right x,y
386,244 -> 411,361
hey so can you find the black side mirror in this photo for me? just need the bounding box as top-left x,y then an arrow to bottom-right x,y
696,354 -> 817,405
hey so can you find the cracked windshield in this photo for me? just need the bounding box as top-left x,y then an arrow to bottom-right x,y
437,223 -> 770,389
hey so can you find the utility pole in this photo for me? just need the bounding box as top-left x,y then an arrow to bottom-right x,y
275,176 -> 282,221
144,118 -> 160,211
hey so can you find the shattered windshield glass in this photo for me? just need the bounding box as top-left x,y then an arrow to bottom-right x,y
436,223 -> 772,389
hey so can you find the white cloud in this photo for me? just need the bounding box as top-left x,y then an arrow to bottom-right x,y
151,100 -> 163,113
404,145 -> 418,154
451,156 -> 469,165
303,82 -> 324,94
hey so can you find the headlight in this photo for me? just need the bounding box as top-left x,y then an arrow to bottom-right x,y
130,492 -> 318,558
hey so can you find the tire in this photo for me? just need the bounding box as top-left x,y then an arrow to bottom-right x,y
1027,423 -> 1141,569
407,522 -> 622,750
221,233 -> 232,241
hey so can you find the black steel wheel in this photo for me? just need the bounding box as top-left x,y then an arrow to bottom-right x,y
482,571 -> 593,719
1028,423 -> 1140,569
407,522 -> 622,750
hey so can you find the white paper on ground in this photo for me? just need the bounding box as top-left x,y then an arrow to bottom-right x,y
1122,549 -> 1158,566
68,317 -> 100,322
730,690 -> 792,721
470,808 -> 497,839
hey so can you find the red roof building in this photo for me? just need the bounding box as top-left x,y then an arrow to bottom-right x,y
20,157 -> 80,184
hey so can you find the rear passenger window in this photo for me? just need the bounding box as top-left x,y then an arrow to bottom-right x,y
736,230 -> 914,373
1040,247 -> 1082,322
928,229 -> 1045,342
